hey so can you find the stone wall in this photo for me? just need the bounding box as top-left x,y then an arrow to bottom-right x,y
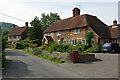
42,50 -> 73,63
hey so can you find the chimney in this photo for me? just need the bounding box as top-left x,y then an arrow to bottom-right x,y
73,7 -> 80,17
113,20 -> 117,26
12,24 -> 16,29
25,22 -> 28,27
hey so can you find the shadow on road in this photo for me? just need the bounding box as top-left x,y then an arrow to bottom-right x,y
2,59 -> 31,78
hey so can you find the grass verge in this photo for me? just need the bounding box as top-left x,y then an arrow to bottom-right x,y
23,49 -> 64,63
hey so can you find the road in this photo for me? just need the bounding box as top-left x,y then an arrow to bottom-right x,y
3,49 -> 86,78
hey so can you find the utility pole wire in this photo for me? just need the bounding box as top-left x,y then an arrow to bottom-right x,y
0,12 -> 25,22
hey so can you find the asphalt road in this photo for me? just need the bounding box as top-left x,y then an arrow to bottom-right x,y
3,49 -> 87,78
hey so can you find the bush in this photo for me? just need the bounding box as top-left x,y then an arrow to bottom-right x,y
38,45 -> 47,50
33,48 -> 42,55
48,42 -> 59,53
21,40 -> 30,47
2,52 -> 7,68
85,46 -> 100,53
66,45 -> 77,53
15,42 -> 25,49
56,48 -> 64,52
29,44 -> 37,48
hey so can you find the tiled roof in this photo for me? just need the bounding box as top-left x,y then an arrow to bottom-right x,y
44,14 -> 111,38
8,26 -> 28,36
108,24 -> 120,38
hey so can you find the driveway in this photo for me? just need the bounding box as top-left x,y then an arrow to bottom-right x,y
3,49 -> 86,78
60,53 -> 119,78
3,49 -> 119,78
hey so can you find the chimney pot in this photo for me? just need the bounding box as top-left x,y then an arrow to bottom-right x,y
113,20 -> 117,26
25,22 -> 28,27
12,24 -> 16,29
73,7 -> 80,17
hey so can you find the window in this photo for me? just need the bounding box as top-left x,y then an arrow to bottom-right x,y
58,40 -> 60,44
91,38 -> 94,45
47,33 -> 50,36
14,36 -> 16,38
9,36 -> 12,39
73,29 -> 77,34
71,39 -> 77,45
63,39 -> 66,44
57,31 -> 61,36
81,39 -> 86,44
78,29 -> 82,34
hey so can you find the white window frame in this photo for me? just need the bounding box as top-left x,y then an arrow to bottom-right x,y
63,39 -> 67,44
91,38 -> 94,45
73,29 -> 77,34
81,39 -> 86,44
78,28 -> 82,34
57,31 -> 61,36
57,40 -> 60,44
71,39 -> 77,45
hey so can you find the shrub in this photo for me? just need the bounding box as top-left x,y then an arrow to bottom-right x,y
29,44 -> 37,48
38,45 -> 47,50
33,48 -> 42,55
56,48 -> 64,52
2,52 -> 7,68
48,42 -> 59,53
66,45 -> 77,53
15,42 -> 25,49
85,46 -> 100,53
21,40 -> 30,47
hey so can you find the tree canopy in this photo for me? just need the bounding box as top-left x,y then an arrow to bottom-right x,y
40,12 -> 61,31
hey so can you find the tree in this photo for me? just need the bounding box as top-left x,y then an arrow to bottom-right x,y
28,16 -> 43,46
40,12 -> 61,31
2,30 -> 10,36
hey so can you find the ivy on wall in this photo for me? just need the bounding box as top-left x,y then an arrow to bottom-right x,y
85,32 -> 94,47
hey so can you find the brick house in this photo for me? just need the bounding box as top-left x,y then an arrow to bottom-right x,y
43,8 -> 118,46
108,20 -> 120,43
8,22 -> 29,45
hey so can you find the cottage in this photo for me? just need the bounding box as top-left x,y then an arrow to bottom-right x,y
43,8 -> 119,46
108,20 -> 120,43
8,22 -> 29,45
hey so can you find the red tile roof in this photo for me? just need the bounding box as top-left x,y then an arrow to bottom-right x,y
44,14 -> 111,38
8,26 -> 28,36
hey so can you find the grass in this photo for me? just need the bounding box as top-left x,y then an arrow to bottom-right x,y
6,47 -> 18,50
22,49 -> 65,63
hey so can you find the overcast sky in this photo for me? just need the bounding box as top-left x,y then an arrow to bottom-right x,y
0,0 -> 119,26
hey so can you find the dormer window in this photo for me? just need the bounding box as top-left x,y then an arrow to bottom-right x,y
57,31 -> 61,36
47,33 -> 50,36
78,29 -> 82,34
73,29 -> 77,34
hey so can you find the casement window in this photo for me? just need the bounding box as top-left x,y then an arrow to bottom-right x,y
91,38 -> 94,45
47,33 -> 50,36
57,40 -> 60,44
73,29 -> 77,34
13,36 -> 16,38
57,31 -> 61,36
71,39 -> 77,45
9,36 -> 12,39
63,39 -> 67,44
78,29 -> 82,34
81,39 -> 86,44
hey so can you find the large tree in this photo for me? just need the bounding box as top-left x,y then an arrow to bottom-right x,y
28,16 -> 43,46
41,12 -> 61,31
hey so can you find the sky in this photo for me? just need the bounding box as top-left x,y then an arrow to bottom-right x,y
0,0 -> 119,27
